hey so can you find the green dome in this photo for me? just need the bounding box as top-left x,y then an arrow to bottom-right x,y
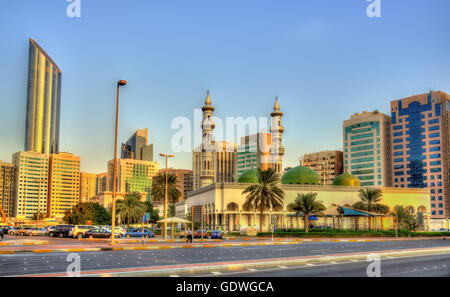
238,169 -> 259,183
281,166 -> 321,185
332,173 -> 360,187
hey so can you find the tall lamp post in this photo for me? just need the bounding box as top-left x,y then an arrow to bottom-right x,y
160,153 -> 174,240
111,80 -> 127,245
32,178 -> 42,228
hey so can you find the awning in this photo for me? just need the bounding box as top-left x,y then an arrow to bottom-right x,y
157,217 -> 191,224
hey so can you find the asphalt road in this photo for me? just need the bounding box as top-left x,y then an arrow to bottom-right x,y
1,239 -> 450,276
198,254 -> 450,277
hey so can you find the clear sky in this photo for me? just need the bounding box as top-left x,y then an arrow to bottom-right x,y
1,0 -> 449,173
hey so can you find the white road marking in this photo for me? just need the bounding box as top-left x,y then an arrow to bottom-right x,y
211,271 -> 221,275
278,266 -> 287,269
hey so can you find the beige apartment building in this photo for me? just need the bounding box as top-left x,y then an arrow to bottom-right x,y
12,151 -> 49,219
0,161 -> 15,218
302,150 -> 344,185
80,172 -> 97,202
48,153 -> 81,218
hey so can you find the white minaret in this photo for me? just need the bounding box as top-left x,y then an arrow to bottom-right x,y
200,91 -> 216,188
270,97 -> 284,173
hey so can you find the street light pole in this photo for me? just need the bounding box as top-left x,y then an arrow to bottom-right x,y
160,153 -> 174,240
111,80 -> 127,245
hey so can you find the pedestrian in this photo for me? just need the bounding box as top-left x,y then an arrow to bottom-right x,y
186,228 -> 193,243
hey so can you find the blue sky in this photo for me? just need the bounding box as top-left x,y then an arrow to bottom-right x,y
1,0 -> 450,173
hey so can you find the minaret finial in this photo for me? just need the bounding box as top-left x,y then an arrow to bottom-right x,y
205,90 -> 212,106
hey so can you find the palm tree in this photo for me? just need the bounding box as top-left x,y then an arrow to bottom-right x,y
292,193 -> 326,233
116,191 -> 145,227
151,173 -> 181,204
242,168 -> 285,233
353,188 -> 388,230
393,206 -> 418,231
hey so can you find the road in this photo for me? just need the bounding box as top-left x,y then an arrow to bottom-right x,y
196,254 -> 450,277
1,239 -> 449,276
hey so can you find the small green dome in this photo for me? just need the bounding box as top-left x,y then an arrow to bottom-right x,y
238,169 -> 259,183
281,166 -> 321,185
332,173 -> 360,187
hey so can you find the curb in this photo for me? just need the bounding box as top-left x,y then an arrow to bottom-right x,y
0,241 -> 303,255
0,241 -> 48,246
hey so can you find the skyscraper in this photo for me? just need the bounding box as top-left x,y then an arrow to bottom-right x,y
156,168 -> 193,201
343,110 -> 392,187
391,91 -> 450,218
24,39 -> 61,154
121,128 -> 154,161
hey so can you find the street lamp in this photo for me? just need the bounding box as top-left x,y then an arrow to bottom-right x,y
111,80 -> 127,245
32,178 -> 42,228
160,153 -> 175,240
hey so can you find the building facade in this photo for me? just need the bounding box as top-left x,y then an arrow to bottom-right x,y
48,153 -> 80,218
121,128 -> 154,161
302,150 -> 344,185
80,172 -> 97,202
25,38 -> 61,155
107,159 -> 159,201
391,91 -> 450,218
343,110 -> 392,187
0,161 -> 15,218
12,151 -> 49,219
237,132 -> 272,176
95,173 -> 107,195
156,168 -> 193,201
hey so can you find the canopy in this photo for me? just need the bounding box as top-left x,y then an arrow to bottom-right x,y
308,215 -> 318,221
157,217 -> 191,224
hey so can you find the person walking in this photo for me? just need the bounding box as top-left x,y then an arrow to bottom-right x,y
186,228 -> 193,243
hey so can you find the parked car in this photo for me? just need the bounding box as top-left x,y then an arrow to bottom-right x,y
0,225 -> 11,235
210,230 -> 223,239
84,228 -> 121,238
26,228 -> 46,236
9,227 -> 19,236
72,225 -> 95,239
124,228 -> 154,238
17,227 -> 32,236
0,229 -> 3,240
50,225 -> 75,238
194,230 -> 207,239
45,226 -> 56,236
104,226 -> 127,237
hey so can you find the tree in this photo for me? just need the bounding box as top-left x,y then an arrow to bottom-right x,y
353,188 -> 389,230
63,202 -> 111,225
115,191 -> 145,226
393,206 -> 418,231
151,173 -> 181,226
151,173 -> 181,204
292,192 -> 326,233
242,168 -> 285,232
168,203 -> 176,218
144,201 -> 160,224
31,212 -> 47,221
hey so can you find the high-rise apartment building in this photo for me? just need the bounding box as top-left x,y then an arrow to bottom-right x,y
12,151 -> 49,219
343,110 -> 392,187
80,172 -> 97,202
391,91 -> 450,218
24,39 -> 61,154
121,128 -> 154,161
237,132 -> 272,176
302,150 -> 344,185
48,153 -> 80,218
0,161 -> 15,218
156,168 -> 193,201
95,173 -> 107,195
107,159 -> 159,201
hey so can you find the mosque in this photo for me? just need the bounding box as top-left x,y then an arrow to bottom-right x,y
177,94 -> 431,233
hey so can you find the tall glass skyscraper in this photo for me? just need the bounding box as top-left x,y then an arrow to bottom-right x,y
24,38 -> 61,154
391,91 -> 450,218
